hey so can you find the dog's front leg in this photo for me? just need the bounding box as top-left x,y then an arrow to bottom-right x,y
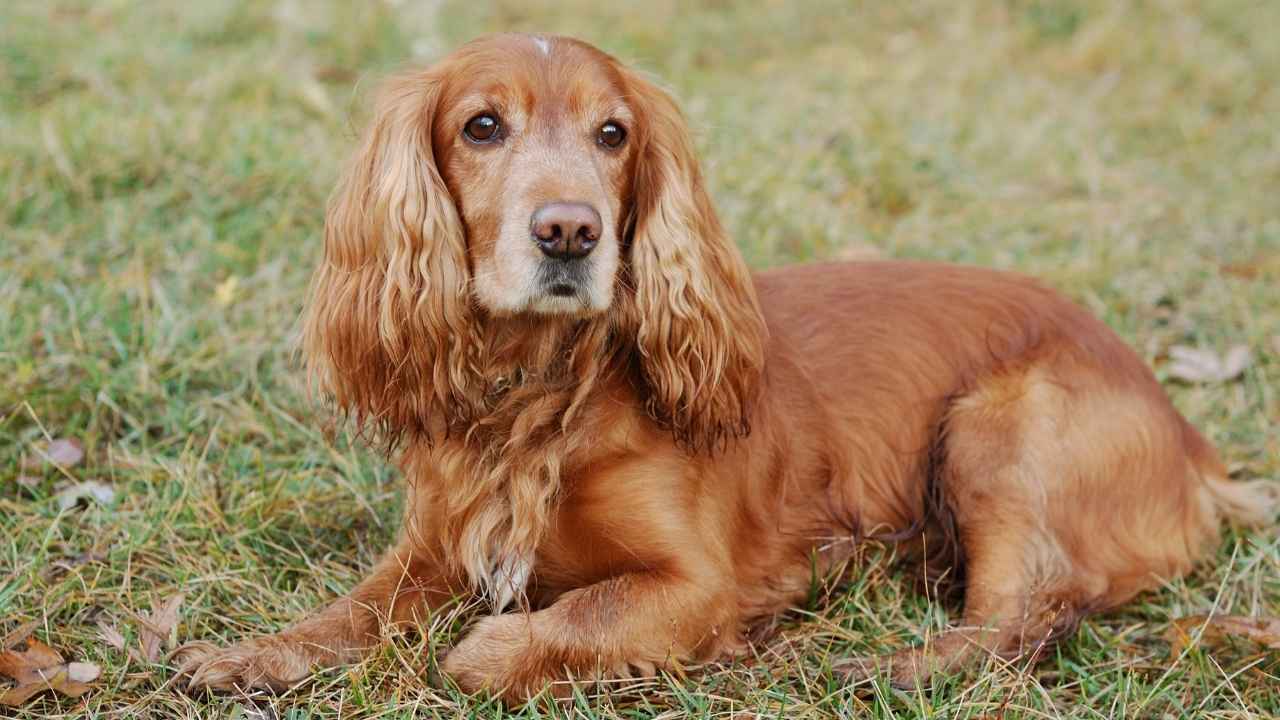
178,536 -> 460,692
442,566 -> 738,703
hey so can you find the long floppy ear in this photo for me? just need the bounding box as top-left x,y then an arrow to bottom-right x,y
621,70 -> 767,452
301,70 -> 474,444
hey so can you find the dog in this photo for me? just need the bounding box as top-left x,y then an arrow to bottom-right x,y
177,33 -> 1273,702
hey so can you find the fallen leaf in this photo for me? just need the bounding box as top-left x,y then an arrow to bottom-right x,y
1166,344 -> 1252,384
1,622 -> 40,652
1221,346 -> 1252,377
136,594 -> 184,663
66,662 -> 100,683
55,481 -> 115,511
0,637 -> 100,707
96,622 -> 126,652
1165,614 -> 1280,654
45,438 -> 85,468
44,549 -> 109,581
16,476 -> 40,489
314,64 -> 356,83
296,75 -> 334,115
1220,253 -> 1280,280
1220,262 -> 1259,279
64,549 -> 108,566
215,275 -> 239,307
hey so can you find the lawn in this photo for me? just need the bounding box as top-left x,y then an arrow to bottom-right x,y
2,0 -> 1278,717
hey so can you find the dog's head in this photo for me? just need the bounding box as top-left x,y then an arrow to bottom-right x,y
303,34 -> 765,449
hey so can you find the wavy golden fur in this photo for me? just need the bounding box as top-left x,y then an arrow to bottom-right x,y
179,34 -> 1274,702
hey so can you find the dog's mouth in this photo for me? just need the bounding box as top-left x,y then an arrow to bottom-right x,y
537,263 -> 589,302
523,254 -> 614,316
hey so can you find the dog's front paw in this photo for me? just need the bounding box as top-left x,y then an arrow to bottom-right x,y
175,635 -> 317,693
442,614 -> 567,702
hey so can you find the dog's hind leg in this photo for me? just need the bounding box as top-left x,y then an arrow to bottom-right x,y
842,354 -> 1252,688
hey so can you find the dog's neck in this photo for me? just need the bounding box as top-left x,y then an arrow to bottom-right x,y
482,315 -> 589,382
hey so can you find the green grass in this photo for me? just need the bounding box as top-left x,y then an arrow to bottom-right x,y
3,0 -> 1278,717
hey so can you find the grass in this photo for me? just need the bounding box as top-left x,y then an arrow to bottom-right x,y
2,0 -> 1278,717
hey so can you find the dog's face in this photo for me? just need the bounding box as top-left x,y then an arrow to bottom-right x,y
304,33 -> 767,449
432,37 -> 637,318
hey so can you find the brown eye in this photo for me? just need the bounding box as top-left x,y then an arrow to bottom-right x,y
598,121 -> 626,148
464,114 -> 500,143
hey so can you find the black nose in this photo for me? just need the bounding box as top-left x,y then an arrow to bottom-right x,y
531,202 -> 602,260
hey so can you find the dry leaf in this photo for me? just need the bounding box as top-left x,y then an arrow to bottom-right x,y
65,662 -> 99,683
20,438 -> 85,473
1220,262 -> 1260,280
16,476 -> 40,489
314,64 -> 355,83
64,549 -> 108,566
1,622 -> 40,652
1220,346 -> 1252,377
296,75 -> 334,115
97,622 -> 126,652
1220,253 -> 1280,280
44,550 -> 109,581
1166,345 -> 1252,384
45,438 -> 85,468
136,594 -> 184,663
0,637 -> 100,707
1165,614 -> 1280,654
214,276 -> 239,307
55,481 -> 115,511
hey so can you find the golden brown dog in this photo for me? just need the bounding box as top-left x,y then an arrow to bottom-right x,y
178,33 -> 1273,702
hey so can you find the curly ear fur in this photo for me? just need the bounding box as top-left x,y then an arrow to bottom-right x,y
621,70 -> 768,451
301,71 -> 476,443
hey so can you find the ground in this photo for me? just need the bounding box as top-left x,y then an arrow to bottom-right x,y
2,1 -> 1278,717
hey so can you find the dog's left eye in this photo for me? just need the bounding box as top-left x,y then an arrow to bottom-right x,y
598,121 -> 626,149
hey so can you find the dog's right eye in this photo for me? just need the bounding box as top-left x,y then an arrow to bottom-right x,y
463,114 -> 501,143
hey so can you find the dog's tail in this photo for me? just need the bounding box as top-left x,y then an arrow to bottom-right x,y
1184,417 -> 1277,527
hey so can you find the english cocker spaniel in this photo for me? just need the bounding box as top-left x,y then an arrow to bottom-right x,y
178,33 -> 1273,702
